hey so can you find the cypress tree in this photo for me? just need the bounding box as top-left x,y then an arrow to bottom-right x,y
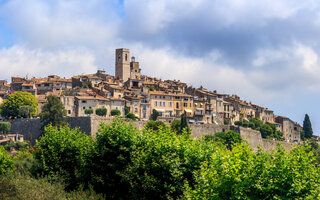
180,113 -> 189,133
303,114 -> 313,139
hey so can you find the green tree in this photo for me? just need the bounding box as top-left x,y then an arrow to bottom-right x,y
171,119 -> 181,133
260,124 -> 273,138
34,125 -> 93,190
0,91 -> 38,119
224,118 -> 229,125
0,122 -> 11,134
145,120 -> 168,131
95,108 -> 107,116
180,113 -> 190,134
204,130 -> 242,150
0,145 -> 14,175
249,118 -> 264,130
19,105 -> 35,118
110,109 -> 121,116
84,108 -> 93,115
39,95 -> 67,130
303,114 -> 313,139
151,109 -> 159,121
86,120 -> 137,198
126,113 -> 136,120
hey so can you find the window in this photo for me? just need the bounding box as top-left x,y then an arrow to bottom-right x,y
133,101 -> 138,106
81,100 -> 87,103
169,102 -> 172,107
89,106 -> 92,109
134,108 -> 138,112
82,106 -> 86,110
163,102 -> 166,107
68,110 -> 71,114
155,101 -> 157,106
184,103 -> 187,107
155,96 -> 157,99
159,102 -> 162,106
118,54 -> 121,61
125,54 -> 128,61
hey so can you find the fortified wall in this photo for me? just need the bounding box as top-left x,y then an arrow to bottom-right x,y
11,117 -> 296,151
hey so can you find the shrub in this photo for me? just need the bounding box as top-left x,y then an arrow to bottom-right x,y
145,120 -> 168,131
248,122 -> 255,129
126,113 -> 136,120
86,120 -> 137,198
95,108 -> 107,116
4,141 -> 29,152
184,145 -> 320,199
234,121 -> 242,126
224,118 -> 229,125
34,125 -> 93,190
110,109 -> 121,116
0,122 -> 11,133
0,146 -> 14,175
85,108 -> 93,115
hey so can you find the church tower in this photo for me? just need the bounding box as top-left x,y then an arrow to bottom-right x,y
115,48 -> 130,82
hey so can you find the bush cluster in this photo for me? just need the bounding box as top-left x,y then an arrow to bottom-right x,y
1,119 -> 320,199
235,118 -> 284,140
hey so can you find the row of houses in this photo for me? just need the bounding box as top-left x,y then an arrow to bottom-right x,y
0,48 -> 302,142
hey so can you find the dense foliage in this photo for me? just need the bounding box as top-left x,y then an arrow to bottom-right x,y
204,130 -> 242,150
1,119 -> 320,199
0,122 -> 11,133
39,95 -> 67,130
34,125 -> 93,190
126,112 -> 136,120
85,108 -> 94,115
303,114 -> 313,139
145,120 -> 168,131
19,105 -> 35,118
95,108 -> 107,116
171,119 -> 181,133
110,109 -> 121,116
0,91 -> 38,119
0,146 -> 14,175
235,118 -> 284,140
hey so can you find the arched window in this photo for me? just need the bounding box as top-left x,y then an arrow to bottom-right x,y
118,54 -> 121,61
125,54 -> 128,61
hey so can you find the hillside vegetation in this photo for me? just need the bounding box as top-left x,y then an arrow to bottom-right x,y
1,119 -> 320,199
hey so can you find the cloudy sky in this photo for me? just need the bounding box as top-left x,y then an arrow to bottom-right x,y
0,0 -> 319,134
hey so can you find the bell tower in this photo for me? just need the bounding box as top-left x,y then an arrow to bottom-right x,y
115,48 -> 130,82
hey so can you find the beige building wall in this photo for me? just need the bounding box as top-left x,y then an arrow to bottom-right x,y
109,99 -> 125,117
150,92 -> 174,117
115,48 -> 130,82
60,96 -> 76,117
75,97 -> 109,117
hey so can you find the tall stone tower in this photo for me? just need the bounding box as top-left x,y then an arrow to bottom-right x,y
115,48 -> 130,82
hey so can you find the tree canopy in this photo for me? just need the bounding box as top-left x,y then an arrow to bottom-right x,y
39,95 -> 67,130
0,91 -> 38,119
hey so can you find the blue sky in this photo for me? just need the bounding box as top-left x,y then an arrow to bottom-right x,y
0,0 -> 319,134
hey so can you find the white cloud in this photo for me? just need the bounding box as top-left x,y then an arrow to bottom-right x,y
0,45 -> 98,80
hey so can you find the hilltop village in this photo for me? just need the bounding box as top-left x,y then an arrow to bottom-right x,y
0,48 -> 301,142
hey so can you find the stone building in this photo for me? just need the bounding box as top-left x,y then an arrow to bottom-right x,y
115,48 -> 131,82
275,116 -> 301,142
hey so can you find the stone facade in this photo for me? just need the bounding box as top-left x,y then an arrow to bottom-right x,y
115,48 -> 131,82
